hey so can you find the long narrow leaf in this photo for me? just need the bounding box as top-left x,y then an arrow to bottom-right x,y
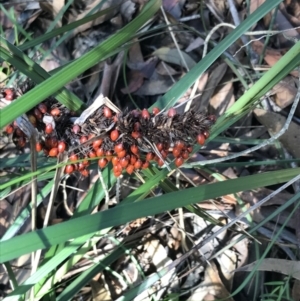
1,167 -> 299,263
0,0 -> 161,128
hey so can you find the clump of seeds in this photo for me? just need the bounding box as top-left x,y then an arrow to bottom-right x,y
2,86 -> 216,177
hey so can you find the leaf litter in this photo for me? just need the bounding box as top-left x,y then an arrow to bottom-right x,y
1,0 -> 300,300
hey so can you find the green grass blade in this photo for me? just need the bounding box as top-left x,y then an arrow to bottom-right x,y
150,0 -> 283,111
19,5 -> 121,51
0,0 -> 161,128
1,167 -> 299,263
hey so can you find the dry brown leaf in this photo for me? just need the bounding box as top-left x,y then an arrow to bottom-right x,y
252,40 -> 299,77
193,63 -> 227,112
279,2 -> 300,32
0,201 -> 12,238
121,70 -> 144,94
97,52 -> 124,100
236,258 -> 300,280
153,47 -> 196,69
128,40 -> 144,65
90,278 -> 112,301
185,37 -> 205,52
252,206 -> 296,230
271,77 -> 298,109
217,249 -> 238,292
156,61 -> 179,75
254,108 -> 300,158
241,188 -> 293,206
209,81 -> 234,116
292,279 -> 300,301
163,0 -> 182,19
67,0 -> 122,39
134,77 -> 173,96
135,239 -> 174,301
249,0 -> 272,27
187,261 -> 235,301
120,0 -> 136,22
52,0 -> 64,26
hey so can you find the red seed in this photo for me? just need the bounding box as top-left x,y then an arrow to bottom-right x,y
114,143 -> 124,153
103,106 -> 112,118
5,94 -> 14,101
203,130 -> 210,139
38,103 -> 48,114
4,88 -> 13,96
82,157 -> 89,166
50,108 -> 60,116
157,158 -> 164,167
58,141 -> 66,153
17,137 -> 26,148
96,148 -> 104,157
4,89 -> 14,101
110,130 -> 119,141
175,140 -> 185,150
72,124 -> 81,134
113,164 -> 122,173
45,124 -> 53,134
80,136 -> 88,144
114,170 -> 122,178
130,145 -> 139,155
112,157 -> 119,166
49,148 -> 58,157
113,115 -> 118,122
78,163 -> 85,171
172,148 -> 181,158
131,131 -> 141,139
69,154 -> 78,161
156,143 -> 163,151
35,142 -> 43,152
81,169 -> 89,177
33,108 -> 42,120
196,133 -> 206,145
141,109 -> 150,119
168,108 -> 177,117
106,151 -> 113,161
181,150 -> 189,159
120,158 -> 129,168
152,107 -> 160,115
186,146 -> 193,153
130,155 -> 137,165
175,157 -> 184,167
93,139 -> 103,150
65,164 -> 75,174
89,151 -> 96,158
134,159 -> 142,169
98,158 -> 108,169
146,152 -> 154,161
126,165 -> 134,175
117,150 -> 126,158
5,124 -> 14,134
142,161 -> 149,169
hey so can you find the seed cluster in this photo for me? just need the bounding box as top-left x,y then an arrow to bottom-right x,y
2,87 -> 216,178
